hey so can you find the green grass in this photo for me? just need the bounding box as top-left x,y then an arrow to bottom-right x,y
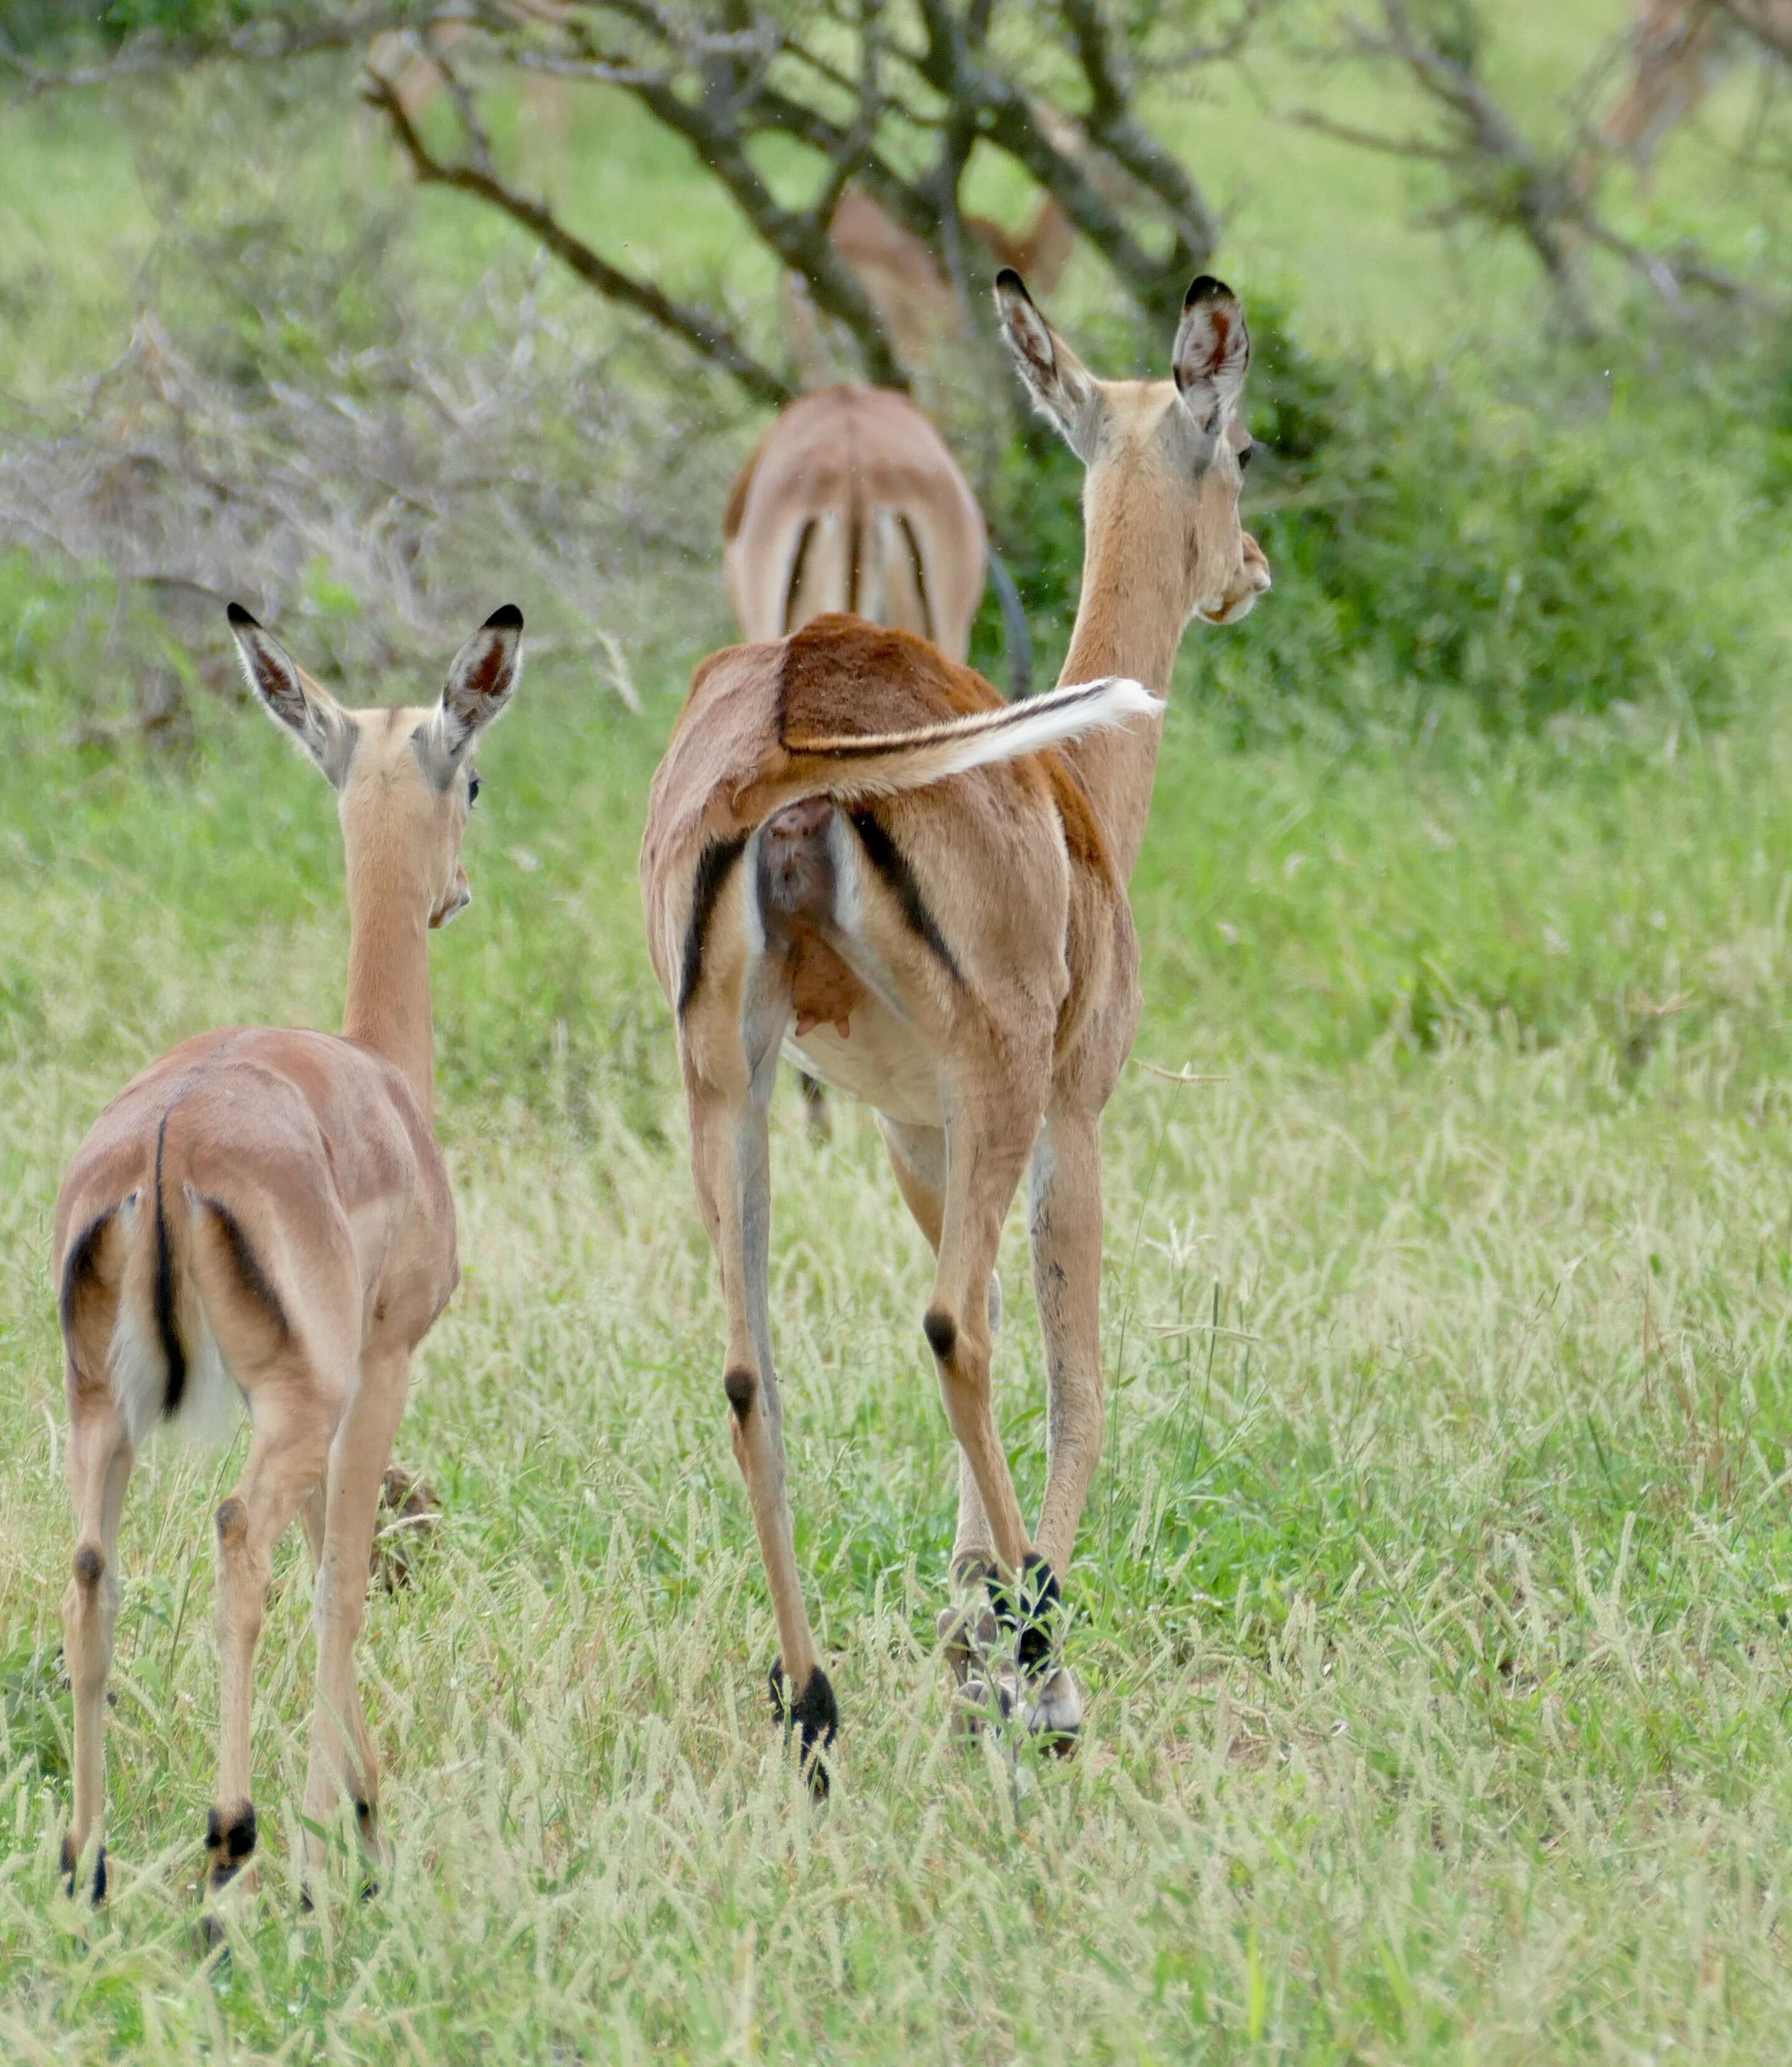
6,5 -> 1792,2060
8,565 -> 1792,2058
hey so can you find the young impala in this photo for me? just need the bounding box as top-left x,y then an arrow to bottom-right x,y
53,603 -> 522,1906
639,271 -> 1269,1783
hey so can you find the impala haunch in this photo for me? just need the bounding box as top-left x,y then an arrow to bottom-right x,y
640,269 -> 1269,1783
54,604 -> 522,1908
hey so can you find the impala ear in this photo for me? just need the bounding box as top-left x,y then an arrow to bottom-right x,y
995,269 -> 1101,459
228,604 -> 356,786
1172,276 -> 1250,436
429,604 -> 523,774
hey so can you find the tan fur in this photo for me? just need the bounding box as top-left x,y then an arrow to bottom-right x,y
638,272 -> 1271,1756
52,606 -> 520,1904
785,188 -> 1081,384
723,385 -> 988,663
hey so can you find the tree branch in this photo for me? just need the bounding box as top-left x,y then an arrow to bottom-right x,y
0,5 -> 439,92
365,68 -> 796,406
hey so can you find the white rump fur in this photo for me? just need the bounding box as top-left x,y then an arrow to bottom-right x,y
103,1191 -> 245,1448
785,676 -> 1159,801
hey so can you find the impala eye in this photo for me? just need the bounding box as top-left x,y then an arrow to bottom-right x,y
1237,443 -> 1255,473
468,772 -> 481,807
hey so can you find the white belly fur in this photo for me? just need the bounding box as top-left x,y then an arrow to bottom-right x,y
784,996 -> 943,1126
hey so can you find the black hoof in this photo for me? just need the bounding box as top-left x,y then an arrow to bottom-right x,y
769,1657 -> 840,1796
987,1554 -> 1062,1673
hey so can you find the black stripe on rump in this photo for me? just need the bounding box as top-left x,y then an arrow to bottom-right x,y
678,831 -> 750,1018
59,1205 -> 115,1340
195,1197 -> 290,1342
782,519 -> 816,635
849,809 -> 965,988
153,1112 -> 188,1418
896,514 -> 935,645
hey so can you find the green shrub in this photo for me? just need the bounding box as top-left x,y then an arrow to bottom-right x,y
975,297 -> 1740,740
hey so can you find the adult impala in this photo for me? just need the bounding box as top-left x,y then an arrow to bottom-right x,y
723,384 -> 995,675
724,382 -> 1031,1137
639,271 -> 1269,1781
54,604 -> 521,1906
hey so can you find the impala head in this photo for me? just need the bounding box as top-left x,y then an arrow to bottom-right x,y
995,269 -> 1270,628
227,602 -> 523,928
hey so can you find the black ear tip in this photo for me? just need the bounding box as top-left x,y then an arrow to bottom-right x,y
226,601 -> 260,630
483,603 -> 523,632
1185,274 -> 1235,308
995,267 -> 1029,300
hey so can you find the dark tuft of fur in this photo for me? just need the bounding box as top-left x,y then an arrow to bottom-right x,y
60,1834 -> 108,1902
922,1307 -> 957,1363
205,1803 -> 257,1891
769,1657 -> 840,1797
988,1553 -> 1063,1674
723,1367 -> 757,1422
73,1545 -> 103,1588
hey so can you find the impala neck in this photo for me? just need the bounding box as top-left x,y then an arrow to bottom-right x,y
1056,487 -> 1191,885
340,834 -> 437,1123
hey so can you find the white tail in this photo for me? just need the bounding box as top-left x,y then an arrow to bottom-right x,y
783,676 -> 1159,798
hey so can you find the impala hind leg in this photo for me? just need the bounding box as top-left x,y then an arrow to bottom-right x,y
300,1348 -> 410,1889
60,1379 -> 133,1901
688,1021 -> 836,1791
207,1374 -> 337,1904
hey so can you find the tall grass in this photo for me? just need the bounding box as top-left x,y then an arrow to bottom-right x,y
6,7 -> 1792,2060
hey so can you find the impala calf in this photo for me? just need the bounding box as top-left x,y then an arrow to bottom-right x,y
54,604 -> 522,1907
640,271 -> 1268,1784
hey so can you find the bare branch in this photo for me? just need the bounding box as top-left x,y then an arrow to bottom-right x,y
1287,108 -> 1467,162
364,69 -> 796,407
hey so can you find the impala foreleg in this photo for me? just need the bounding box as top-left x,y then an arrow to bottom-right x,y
301,1347 -> 410,1887
1015,1104 -> 1107,1745
880,1118 -> 1001,1584
925,1077 -> 1054,1665
208,1371 -> 336,1904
